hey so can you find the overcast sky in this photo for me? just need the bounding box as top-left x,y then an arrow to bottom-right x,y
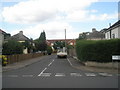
0,0 -> 119,40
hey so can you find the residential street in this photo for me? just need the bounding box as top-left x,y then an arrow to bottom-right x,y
2,55 -> 118,88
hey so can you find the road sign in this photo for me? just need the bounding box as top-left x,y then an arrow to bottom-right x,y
112,55 -> 120,60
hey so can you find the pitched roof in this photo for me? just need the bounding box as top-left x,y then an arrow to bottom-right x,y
107,20 -> 120,31
86,31 -> 105,39
8,31 -> 30,41
0,29 -> 7,35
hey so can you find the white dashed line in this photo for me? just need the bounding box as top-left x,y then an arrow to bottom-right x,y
99,73 -> 112,76
67,58 -> 72,66
55,73 -> 65,77
48,59 -> 54,66
48,62 -> 52,66
70,73 -> 82,76
40,73 -> 51,77
85,73 -> 96,76
38,68 -> 47,76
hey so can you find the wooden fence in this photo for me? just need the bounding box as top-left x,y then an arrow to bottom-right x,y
6,53 -> 43,64
68,48 -> 77,57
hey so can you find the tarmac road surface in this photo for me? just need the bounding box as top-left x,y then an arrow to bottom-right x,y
2,55 -> 119,88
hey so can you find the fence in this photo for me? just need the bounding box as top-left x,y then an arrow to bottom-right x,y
68,48 -> 77,57
6,53 -> 43,64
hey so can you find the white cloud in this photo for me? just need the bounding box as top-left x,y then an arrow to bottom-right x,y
2,0 -> 118,39
10,21 -> 78,39
66,10 -> 88,22
88,13 -> 118,21
2,0 -> 98,24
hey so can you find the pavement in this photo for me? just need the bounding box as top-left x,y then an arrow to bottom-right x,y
68,56 -> 119,74
2,54 -> 119,74
2,55 -> 46,72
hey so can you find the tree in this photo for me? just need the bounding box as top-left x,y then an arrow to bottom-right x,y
47,46 -> 53,55
22,40 -> 34,53
2,40 -> 23,55
34,31 -> 47,52
78,33 -> 87,40
53,41 -> 65,50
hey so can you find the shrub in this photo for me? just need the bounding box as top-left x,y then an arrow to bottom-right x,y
2,40 -> 23,55
47,46 -> 53,55
76,39 -> 120,63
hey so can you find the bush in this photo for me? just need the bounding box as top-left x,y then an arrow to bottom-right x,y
76,39 -> 120,62
2,40 -> 23,55
47,46 -> 53,55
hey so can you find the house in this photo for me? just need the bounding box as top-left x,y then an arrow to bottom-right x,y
8,31 -> 30,42
0,29 -> 11,54
0,31 -> 3,54
105,20 -> 120,39
46,39 -> 76,52
8,31 -> 33,54
79,28 -> 105,40
0,29 -> 11,41
86,28 -> 105,40
46,39 -> 76,47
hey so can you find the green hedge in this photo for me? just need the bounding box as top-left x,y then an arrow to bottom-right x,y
76,39 -> 120,62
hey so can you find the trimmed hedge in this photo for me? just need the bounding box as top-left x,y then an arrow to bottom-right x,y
76,39 -> 120,62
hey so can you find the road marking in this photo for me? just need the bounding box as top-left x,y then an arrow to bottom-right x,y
38,67 -> 47,76
48,59 -> 54,66
48,62 -> 52,66
67,58 -> 72,66
99,73 -> 112,77
70,73 -> 82,76
22,75 -> 33,77
85,73 -> 96,76
40,73 -> 51,77
55,73 -> 65,77
7,75 -> 18,77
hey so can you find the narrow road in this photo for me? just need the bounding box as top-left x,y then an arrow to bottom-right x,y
2,55 -> 118,88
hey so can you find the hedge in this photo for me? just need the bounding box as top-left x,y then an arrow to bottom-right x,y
76,39 -> 120,62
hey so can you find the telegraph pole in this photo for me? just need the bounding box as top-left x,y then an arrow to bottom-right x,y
65,29 -> 67,51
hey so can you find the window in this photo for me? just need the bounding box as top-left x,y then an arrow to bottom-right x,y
112,34 -> 115,39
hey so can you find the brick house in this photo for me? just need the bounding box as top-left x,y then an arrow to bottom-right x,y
46,39 -> 76,47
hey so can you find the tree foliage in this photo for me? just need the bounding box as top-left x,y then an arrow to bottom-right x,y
2,40 -> 23,55
78,33 -> 87,40
53,41 -> 65,50
47,46 -> 53,55
34,31 -> 47,52
22,40 -> 35,53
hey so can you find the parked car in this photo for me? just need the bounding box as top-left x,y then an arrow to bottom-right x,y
57,49 -> 67,58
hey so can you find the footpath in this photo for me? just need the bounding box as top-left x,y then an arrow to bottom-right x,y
2,56 -> 46,72
2,55 -> 119,74
68,56 -> 119,74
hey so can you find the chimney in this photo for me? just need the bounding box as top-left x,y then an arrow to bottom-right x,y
92,28 -> 96,32
19,31 -> 23,35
